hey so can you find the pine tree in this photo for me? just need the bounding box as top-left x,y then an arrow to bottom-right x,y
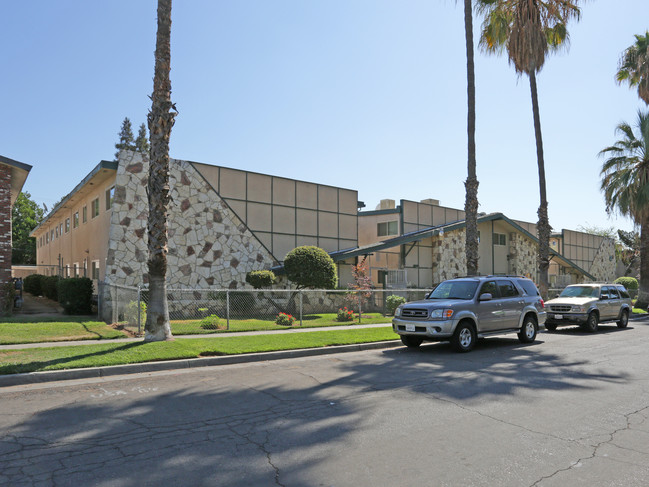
135,123 -> 150,154
114,117 -> 135,158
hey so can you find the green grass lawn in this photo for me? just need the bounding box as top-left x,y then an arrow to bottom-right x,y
0,321 -> 128,345
170,312 -> 392,335
0,326 -> 399,375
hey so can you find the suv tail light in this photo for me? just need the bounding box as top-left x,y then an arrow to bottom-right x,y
539,298 -> 545,308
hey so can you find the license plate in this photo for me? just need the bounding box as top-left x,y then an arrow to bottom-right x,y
405,324 -> 416,332
554,314 -> 563,320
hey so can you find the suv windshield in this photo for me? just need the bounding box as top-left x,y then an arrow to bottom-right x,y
559,286 -> 599,298
428,281 -> 478,300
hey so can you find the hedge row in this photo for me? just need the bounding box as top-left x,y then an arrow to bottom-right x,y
23,274 -> 93,315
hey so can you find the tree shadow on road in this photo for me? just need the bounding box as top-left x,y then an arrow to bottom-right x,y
0,329 -> 633,486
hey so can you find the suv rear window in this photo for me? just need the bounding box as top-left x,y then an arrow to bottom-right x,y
617,286 -> 630,299
516,279 -> 539,296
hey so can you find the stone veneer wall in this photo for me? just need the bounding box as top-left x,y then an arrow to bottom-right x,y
431,229 -> 466,283
104,151 -> 276,290
508,232 -> 538,277
0,165 -> 12,293
588,238 -> 617,282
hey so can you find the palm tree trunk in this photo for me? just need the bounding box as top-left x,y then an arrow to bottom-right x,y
529,71 -> 550,299
145,0 -> 176,342
637,220 -> 649,309
463,0 -> 480,276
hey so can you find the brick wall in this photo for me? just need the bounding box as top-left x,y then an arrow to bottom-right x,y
0,164 -> 12,290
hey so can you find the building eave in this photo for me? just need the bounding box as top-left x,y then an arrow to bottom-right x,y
0,155 -> 33,206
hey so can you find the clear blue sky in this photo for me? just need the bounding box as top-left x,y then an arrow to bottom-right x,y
2,1 -> 647,235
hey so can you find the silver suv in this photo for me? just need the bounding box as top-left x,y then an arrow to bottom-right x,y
392,276 -> 546,352
545,283 -> 632,332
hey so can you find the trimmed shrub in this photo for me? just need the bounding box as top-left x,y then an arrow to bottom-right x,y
246,270 -> 276,289
23,274 -> 45,296
284,246 -> 337,289
386,295 -> 407,315
275,312 -> 295,326
336,307 -> 354,322
200,314 -> 221,330
42,276 -> 61,301
614,276 -> 638,290
57,277 -> 93,314
125,300 -> 147,326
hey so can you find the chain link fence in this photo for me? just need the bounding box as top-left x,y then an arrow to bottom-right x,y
99,283 -> 429,336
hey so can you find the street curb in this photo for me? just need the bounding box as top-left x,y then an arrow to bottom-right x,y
0,340 -> 402,387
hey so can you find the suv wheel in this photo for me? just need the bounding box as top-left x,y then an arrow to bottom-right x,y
451,322 -> 476,353
401,335 -> 423,348
617,309 -> 629,328
518,315 -> 537,343
582,311 -> 599,333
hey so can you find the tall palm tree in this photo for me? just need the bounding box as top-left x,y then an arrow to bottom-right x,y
463,0 -> 480,276
145,0 -> 177,342
617,31 -> 649,105
600,110 -> 649,308
478,0 -> 581,298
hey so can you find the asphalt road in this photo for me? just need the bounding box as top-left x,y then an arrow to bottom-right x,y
2,320 -> 649,486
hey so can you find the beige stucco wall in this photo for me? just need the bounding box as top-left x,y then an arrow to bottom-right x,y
33,165 -> 115,282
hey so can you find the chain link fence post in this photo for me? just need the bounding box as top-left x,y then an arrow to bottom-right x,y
299,290 -> 303,326
357,290 -> 362,324
226,290 -> 230,330
137,284 -> 142,335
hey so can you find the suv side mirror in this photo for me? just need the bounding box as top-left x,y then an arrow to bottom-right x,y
479,293 -> 493,301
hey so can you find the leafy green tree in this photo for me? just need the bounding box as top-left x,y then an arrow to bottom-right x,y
463,0 -> 480,276
478,0 -> 582,299
11,192 -> 45,265
600,110 -> 649,308
617,31 -> 649,105
145,0 -> 177,342
284,246 -> 337,289
135,123 -> 150,154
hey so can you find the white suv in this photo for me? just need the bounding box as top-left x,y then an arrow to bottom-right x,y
545,283 -> 632,332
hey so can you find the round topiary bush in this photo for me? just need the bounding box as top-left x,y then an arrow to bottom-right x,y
284,246 -> 337,289
246,270 -> 276,289
614,276 -> 638,290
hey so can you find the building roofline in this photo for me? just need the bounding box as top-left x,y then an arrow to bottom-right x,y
30,160 -> 118,236
0,155 -> 33,206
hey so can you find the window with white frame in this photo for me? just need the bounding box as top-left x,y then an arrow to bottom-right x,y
91,260 -> 100,280
493,232 -> 507,246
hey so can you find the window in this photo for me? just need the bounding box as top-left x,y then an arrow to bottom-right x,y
59,223 -> 63,236
479,281 -> 498,297
73,212 -> 79,228
83,206 -> 88,223
106,186 -> 115,211
46,233 -> 49,244
493,233 -> 507,246
55,226 -> 59,238
91,198 -> 100,218
73,263 -> 79,278
91,260 -> 100,280
377,221 -> 398,237
65,218 -> 70,233
498,280 -> 519,298
50,230 -> 54,241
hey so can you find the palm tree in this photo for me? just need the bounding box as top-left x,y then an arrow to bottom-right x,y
600,110 -> 649,308
463,0 -> 480,276
478,0 -> 581,298
617,31 -> 649,105
145,0 -> 177,342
